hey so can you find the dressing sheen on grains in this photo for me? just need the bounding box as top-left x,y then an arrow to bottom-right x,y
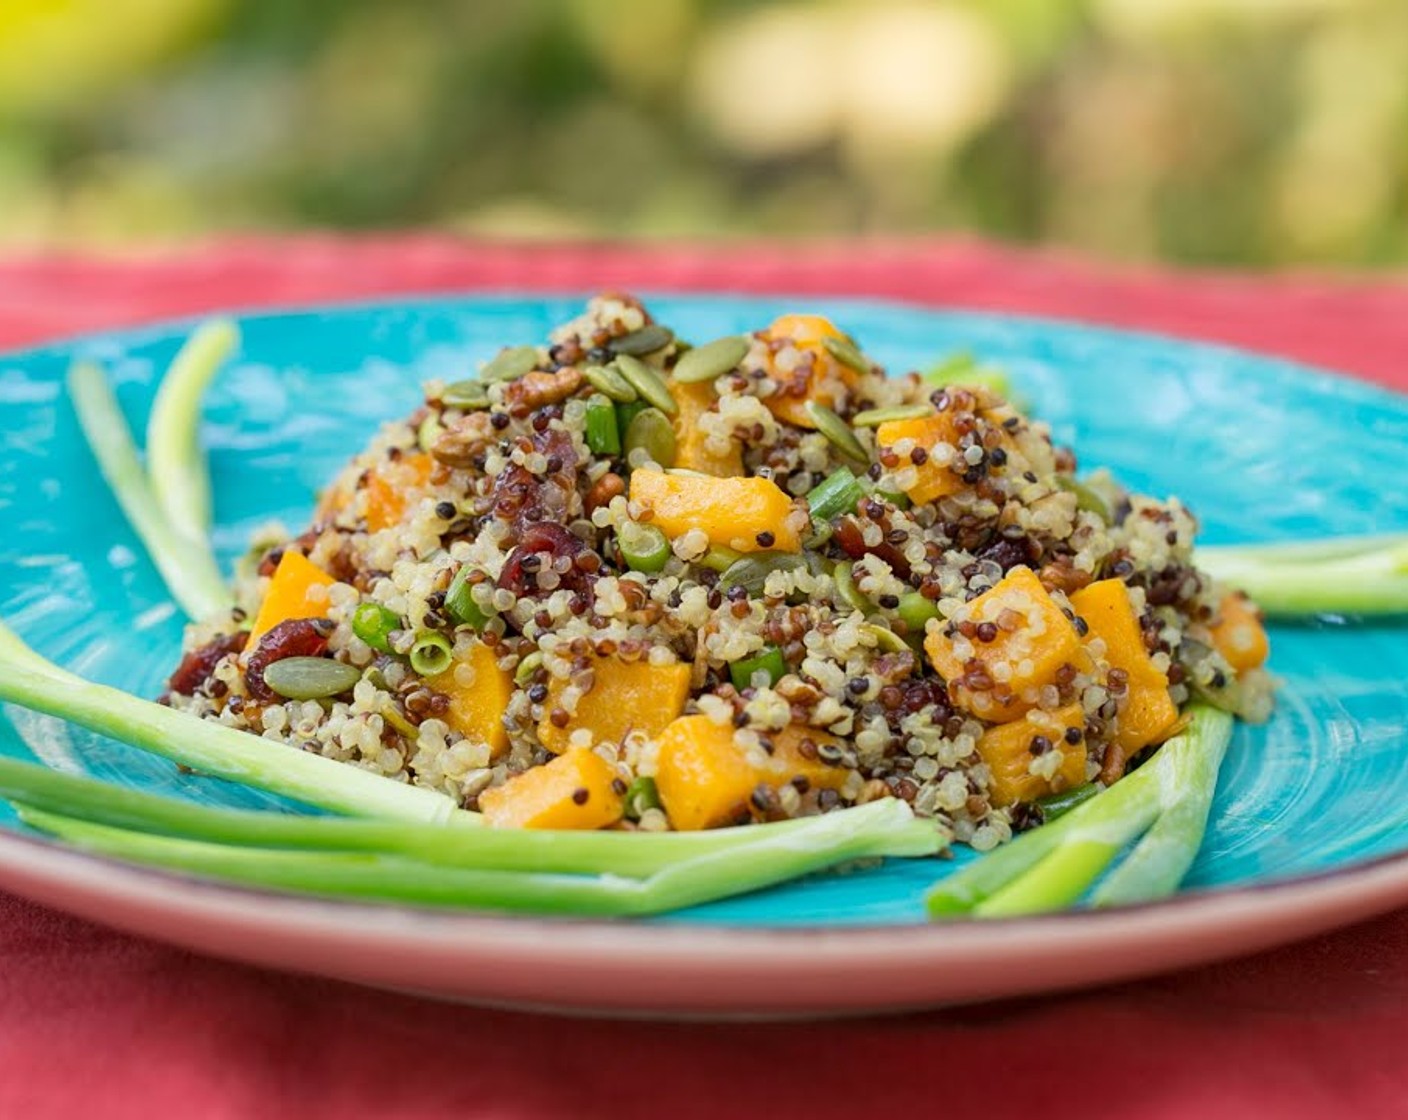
164,294 -> 1272,847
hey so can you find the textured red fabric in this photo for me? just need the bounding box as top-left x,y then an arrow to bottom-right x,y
1,238 -> 1406,1120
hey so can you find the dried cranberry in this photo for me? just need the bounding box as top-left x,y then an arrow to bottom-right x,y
498,521 -> 598,598
976,533 -> 1039,573
244,618 -> 335,701
164,631 -> 248,699
832,515 -> 913,577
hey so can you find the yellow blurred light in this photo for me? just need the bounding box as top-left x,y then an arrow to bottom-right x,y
840,3 -> 1011,153
687,4 -> 843,157
566,0 -> 698,95
0,0 -> 227,111
1093,0 -> 1364,41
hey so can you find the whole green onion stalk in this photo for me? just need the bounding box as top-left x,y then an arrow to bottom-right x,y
1197,535 -> 1408,617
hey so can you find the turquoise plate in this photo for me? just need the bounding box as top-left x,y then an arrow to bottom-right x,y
1,295 -> 1406,1016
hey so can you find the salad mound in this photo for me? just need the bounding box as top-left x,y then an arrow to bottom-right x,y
163,294 -> 1273,845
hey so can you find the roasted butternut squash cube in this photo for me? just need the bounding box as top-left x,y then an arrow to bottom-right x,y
673,381 -> 743,477
478,748 -> 624,830
762,313 -> 859,428
1209,591 -> 1270,675
874,411 -> 966,506
1069,579 -> 1179,754
977,704 -> 1089,806
427,640 -> 513,758
629,469 -> 802,553
246,551 -> 336,647
364,452 -> 435,533
925,566 -> 1082,721
537,655 -> 692,753
654,715 -> 855,831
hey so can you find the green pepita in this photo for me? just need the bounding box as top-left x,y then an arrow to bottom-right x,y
1058,476 -> 1112,522
623,406 -> 677,468
672,335 -> 749,384
440,379 -> 492,410
514,651 -> 544,686
832,561 -> 873,613
480,345 -> 540,383
261,657 -> 362,701
583,364 -> 639,403
822,335 -> 872,374
805,401 -> 869,465
610,324 -> 674,356
417,413 -> 445,452
851,403 -> 934,428
718,551 -> 823,597
379,699 -> 421,739
614,354 -> 678,416
860,623 -> 910,654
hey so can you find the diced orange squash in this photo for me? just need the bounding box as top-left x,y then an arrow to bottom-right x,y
1209,591 -> 1270,675
925,566 -> 1083,721
364,452 -> 435,533
427,640 -> 513,759
629,469 -> 802,553
478,748 -> 624,830
875,411 -> 964,506
246,551 -> 336,647
1069,579 -> 1179,754
673,381 -> 743,477
977,704 -> 1089,807
537,655 -> 692,754
654,716 -> 853,831
762,313 -> 858,428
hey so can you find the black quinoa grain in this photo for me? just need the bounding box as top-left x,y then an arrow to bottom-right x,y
490,411 -> 510,430
527,683 -> 548,703
434,501 -> 457,520
975,621 -> 999,643
847,676 -> 869,695
755,531 -> 775,548
571,787 -> 590,805
1029,735 -> 1052,756
1064,726 -> 1084,744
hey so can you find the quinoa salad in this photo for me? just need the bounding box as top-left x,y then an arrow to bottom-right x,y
162,295 -> 1275,849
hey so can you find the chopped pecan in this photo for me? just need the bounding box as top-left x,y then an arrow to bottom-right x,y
585,471 -> 625,512
503,367 -> 583,413
1038,560 -> 1093,595
430,411 -> 495,468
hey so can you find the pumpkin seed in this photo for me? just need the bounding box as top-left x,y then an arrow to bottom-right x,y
614,354 -> 677,416
583,364 -> 639,403
623,406 -> 677,468
417,413 -> 444,452
822,335 -> 872,374
261,657 -> 362,701
861,623 -> 909,654
610,324 -> 674,356
697,544 -> 743,572
718,551 -> 825,597
1057,476 -> 1112,522
851,403 -> 934,428
514,651 -> 544,686
672,335 -> 749,384
805,401 -> 869,465
480,345 -> 540,383
379,699 -> 421,739
440,379 -> 492,410
832,561 -> 873,613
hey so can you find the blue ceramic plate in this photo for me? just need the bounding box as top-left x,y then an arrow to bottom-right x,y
0,295 -> 1405,1016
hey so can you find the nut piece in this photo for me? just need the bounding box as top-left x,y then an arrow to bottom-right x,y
586,471 -> 626,512
504,367 -> 583,413
430,411 -> 494,467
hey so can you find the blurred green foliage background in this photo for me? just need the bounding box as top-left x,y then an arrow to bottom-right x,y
1,0 -> 1405,265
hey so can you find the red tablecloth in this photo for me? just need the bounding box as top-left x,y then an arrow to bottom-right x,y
2,239 -> 1406,1119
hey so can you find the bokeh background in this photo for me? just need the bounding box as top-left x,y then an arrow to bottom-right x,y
1,0 -> 1405,265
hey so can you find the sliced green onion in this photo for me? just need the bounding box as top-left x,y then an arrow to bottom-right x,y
623,776 -> 662,821
68,361 -> 233,621
584,394 -> 622,456
806,467 -> 865,522
0,621 -> 464,824
445,566 -> 492,629
351,602 -> 400,654
145,318 -> 239,544
730,645 -> 787,690
618,521 -> 671,573
409,631 -> 453,677
20,796 -> 939,917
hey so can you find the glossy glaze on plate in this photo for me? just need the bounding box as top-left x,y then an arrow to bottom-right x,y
0,296 -> 1405,1013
